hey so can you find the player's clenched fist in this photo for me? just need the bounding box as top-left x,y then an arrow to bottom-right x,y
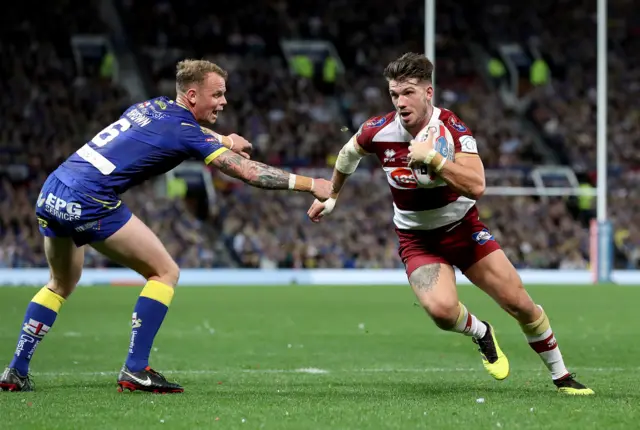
307,197 -> 336,223
227,133 -> 253,159
311,178 -> 332,202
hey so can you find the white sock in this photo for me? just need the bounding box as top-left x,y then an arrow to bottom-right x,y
453,303 -> 487,339
521,307 -> 569,380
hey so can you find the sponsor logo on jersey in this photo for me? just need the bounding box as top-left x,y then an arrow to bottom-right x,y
383,149 -> 396,163
434,136 -> 450,158
472,228 -> 494,245
151,111 -> 167,120
364,117 -> 387,129
42,193 -> 82,221
389,168 -> 418,189
75,221 -> 98,232
448,116 -> 467,132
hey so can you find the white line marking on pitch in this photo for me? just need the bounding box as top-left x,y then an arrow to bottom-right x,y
33,366 -> 628,377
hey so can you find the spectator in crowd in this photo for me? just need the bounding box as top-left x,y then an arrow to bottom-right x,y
1,0 -> 637,269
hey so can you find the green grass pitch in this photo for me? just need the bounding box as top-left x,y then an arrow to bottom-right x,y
1,284 -> 639,429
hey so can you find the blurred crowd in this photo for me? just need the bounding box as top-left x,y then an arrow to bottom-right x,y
0,0 -> 638,270
0,1 -> 230,268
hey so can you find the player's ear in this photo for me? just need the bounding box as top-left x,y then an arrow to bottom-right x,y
425,83 -> 434,101
186,88 -> 198,104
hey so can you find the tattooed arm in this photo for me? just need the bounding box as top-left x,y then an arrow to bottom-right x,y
210,150 -> 332,199
212,150 -> 289,189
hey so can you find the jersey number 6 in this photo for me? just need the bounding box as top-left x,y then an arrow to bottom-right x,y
76,118 -> 132,175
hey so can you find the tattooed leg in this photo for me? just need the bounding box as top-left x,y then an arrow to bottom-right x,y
409,263 -> 488,337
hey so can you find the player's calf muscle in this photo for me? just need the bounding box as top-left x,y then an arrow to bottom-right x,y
497,286 -> 538,322
409,264 -> 459,329
465,252 -> 537,323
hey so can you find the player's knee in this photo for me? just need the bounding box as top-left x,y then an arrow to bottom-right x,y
46,279 -> 77,299
166,261 -> 180,286
149,259 -> 180,287
425,300 -> 459,331
46,268 -> 82,299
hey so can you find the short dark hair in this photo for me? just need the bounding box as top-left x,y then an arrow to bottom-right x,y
176,59 -> 228,93
383,53 -> 433,83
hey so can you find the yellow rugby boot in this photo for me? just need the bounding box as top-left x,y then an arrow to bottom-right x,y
473,322 -> 510,380
553,373 -> 595,396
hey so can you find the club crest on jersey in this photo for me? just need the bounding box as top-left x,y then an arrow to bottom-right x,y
472,229 -> 494,245
364,117 -> 387,129
448,116 -> 467,132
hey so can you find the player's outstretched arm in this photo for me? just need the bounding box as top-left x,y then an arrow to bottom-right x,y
211,150 -> 331,200
308,138 -> 368,222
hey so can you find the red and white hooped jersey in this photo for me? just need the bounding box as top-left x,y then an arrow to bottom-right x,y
353,107 -> 480,230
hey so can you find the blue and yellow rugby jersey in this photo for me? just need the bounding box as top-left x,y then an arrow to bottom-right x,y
54,97 -> 227,195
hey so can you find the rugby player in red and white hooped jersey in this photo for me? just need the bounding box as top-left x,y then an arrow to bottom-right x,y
308,53 -> 593,395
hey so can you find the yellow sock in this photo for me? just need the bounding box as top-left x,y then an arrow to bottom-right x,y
32,286 -> 66,312
9,287 -> 65,374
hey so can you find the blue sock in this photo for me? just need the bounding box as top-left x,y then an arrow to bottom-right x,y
9,287 -> 65,376
126,280 -> 174,372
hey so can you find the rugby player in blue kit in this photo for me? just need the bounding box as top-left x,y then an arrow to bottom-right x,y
0,59 -> 331,393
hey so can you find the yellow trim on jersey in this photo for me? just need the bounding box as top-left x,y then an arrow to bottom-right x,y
181,122 -> 196,127
140,280 -> 175,307
37,217 -> 48,228
32,287 -> 65,313
86,195 -> 122,210
176,101 -> 189,111
204,147 -> 229,164
455,153 -> 480,159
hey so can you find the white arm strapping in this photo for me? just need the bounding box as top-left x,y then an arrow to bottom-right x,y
335,137 -> 365,174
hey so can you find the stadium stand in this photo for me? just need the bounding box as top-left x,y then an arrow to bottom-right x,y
1,0 -> 637,269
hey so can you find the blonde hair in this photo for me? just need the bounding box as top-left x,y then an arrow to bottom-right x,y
175,59 -> 228,93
